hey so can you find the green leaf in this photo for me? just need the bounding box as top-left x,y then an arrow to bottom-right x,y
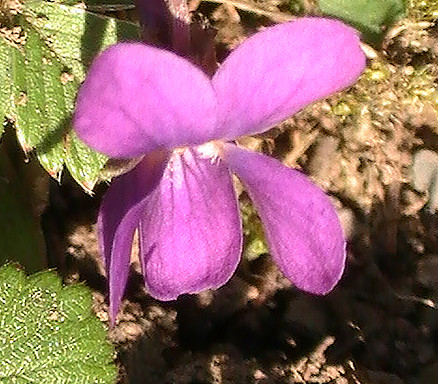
1,0 -> 139,190
0,39 -> 14,138
11,24 -> 68,178
85,0 -> 135,11
59,0 -> 135,9
65,131 -> 108,193
318,0 -> 407,45
0,264 -> 117,384
0,134 -> 46,272
23,1 -> 139,82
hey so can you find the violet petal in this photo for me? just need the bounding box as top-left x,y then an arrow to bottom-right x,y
73,43 -> 218,159
98,151 -> 168,323
138,147 -> 242,300
221,143 -> 346,294
212,18 -> 366,139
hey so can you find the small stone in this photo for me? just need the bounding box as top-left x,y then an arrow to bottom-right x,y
253,369 -> 267,380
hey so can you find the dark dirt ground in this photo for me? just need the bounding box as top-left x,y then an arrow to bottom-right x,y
38,0 -> 438,382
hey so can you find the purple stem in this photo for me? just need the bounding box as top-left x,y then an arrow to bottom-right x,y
167,0 -> 191,55
135,0 -> 191,56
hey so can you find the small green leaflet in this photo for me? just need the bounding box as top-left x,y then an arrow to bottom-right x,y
240,197 -> 268,261
0,263 -> 117,384
0,1 -> 139,191
318,0 -> 407,45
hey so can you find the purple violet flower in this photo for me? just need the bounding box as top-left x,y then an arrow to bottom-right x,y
73,17 -> 366,323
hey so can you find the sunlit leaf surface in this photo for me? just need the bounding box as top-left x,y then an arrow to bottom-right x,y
0,264 -> 116,383
0,0 -> 139,190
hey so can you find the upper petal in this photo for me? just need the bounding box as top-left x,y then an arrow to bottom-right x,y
221,144 -> 346,294
138,147 -> 242,300
73,43 -> 218,159
212,18 -> 366,139
98,150 -> 168,324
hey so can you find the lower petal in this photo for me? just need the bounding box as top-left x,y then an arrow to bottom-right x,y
139,147 -> 242,300
98,151 -> 168,323
221,144 -> 346,294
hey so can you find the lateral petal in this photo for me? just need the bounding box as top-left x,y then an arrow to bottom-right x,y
213,18 -> 365,139
221,144 -> 346,294
139,147 -> 242,300
98,151 -> 168,323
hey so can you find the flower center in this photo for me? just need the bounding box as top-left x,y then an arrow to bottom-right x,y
173,140 -> 224,163
195,141 -> 224,162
